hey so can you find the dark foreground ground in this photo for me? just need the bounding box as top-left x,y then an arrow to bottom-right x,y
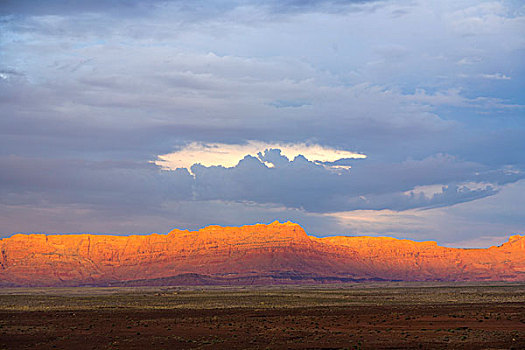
0,282 -> 524,349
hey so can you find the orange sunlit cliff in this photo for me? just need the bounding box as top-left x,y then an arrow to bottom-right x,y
1,222 -> 524,286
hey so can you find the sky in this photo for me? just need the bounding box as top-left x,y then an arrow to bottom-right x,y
1,0 -> 524,247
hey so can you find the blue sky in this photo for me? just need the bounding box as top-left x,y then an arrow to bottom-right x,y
1,0 -> 524,246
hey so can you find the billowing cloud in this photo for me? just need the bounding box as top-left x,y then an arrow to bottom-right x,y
181,150 -> 518,213
155,141 -> 366,173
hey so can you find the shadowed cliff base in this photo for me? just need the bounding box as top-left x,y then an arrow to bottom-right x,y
1,222 -> 524,287
103,273 -> 390,287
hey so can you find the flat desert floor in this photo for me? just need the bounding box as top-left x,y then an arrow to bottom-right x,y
0,282 -> 524,349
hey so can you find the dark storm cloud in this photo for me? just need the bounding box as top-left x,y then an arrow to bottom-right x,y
454,129 -> 525,168
190,150 -> 519,212
0,156 -> 193,212
337,184 -> 498,212
0,0 -> 382,16
2,147 -> 515,219
0,0 -> 162,16
262,0 -> 384,14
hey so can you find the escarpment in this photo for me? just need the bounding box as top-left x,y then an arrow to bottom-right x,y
0,222 -> 523,286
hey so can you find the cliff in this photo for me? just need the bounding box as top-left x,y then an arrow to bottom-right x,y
0,222 -> 523,286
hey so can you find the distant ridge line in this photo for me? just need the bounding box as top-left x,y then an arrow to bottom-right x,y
1,222 -> 524,286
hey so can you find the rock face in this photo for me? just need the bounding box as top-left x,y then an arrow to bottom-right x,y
0,222 -> 524,286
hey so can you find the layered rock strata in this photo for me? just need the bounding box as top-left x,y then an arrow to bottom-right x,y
0,222 -> 523,286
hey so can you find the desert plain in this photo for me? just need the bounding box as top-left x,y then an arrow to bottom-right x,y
0,282 -> 524,349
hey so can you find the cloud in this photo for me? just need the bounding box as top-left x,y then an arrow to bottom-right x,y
155,141 -> 366,173
0,0 -> 383,18
269,99 -> 312,108
456,56 -> 482,65
441,235 -> 512,248
0,0 -> 165,16
185,150 -> 515,212
0,156 -> 194,211
0,0 -> 523,241
341,184 -> 498,211
480,73 -> 511,80
2,147 -> 512,230
405,88 -> 521,110
326,179 -> 525,244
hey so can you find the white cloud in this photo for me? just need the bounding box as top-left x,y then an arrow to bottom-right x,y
325,179 -> 525,244
456,56 -> 482,65
480,73 -> 511,80
154,141 -> 367,173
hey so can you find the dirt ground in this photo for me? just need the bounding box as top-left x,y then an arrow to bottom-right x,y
0,283 -> 524,349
